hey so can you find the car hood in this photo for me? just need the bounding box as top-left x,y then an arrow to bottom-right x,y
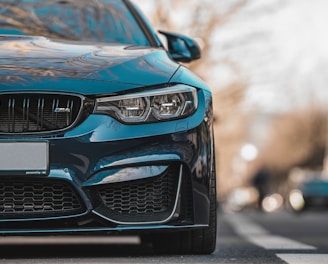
0,35 -> 179,94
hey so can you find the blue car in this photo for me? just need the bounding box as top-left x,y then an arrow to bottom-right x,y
288,171 -> 328,212
0,0 -> 216,254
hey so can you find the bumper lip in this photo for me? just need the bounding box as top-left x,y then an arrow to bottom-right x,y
0,224 -> 208,235
92,165 -> 183,225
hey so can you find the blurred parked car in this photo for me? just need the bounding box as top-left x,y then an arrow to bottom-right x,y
0,0 -> 216,254
288,169 -> 328,212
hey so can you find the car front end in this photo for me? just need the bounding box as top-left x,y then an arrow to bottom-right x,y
0,0 -> 217,254
0,36 -> 214,235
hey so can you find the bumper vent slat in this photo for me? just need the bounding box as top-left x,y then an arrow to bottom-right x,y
0,93 -> 82,134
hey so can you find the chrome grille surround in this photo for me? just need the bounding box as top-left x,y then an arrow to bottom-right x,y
0,92 -> 84,134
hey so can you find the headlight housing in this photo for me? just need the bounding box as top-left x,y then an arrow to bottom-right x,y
94,85 -> 198,123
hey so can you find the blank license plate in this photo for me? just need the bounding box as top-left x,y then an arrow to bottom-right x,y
0,142 -> 49,175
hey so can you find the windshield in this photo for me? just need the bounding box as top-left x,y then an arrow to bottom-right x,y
0,0 -> 151,46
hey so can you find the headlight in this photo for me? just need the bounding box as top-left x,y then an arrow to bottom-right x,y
94,85 -> 198,123
289,189 -> 305,211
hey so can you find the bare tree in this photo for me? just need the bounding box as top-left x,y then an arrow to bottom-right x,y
263,107 -> 327,172
141,0 -> 249,79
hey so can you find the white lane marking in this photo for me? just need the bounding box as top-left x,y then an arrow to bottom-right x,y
0,236 -> 140,245
247,235 -> 315,250
227,214 -> 316,250
277,254 -> 328,264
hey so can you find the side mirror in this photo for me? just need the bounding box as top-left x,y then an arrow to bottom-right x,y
159,30 -> 201,63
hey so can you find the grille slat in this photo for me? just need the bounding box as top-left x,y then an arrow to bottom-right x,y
0,179 -> 85,219
22,97 -> 30,131
0,93 -> 82,134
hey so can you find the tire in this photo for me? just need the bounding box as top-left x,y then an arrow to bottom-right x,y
148,164 -> 217,254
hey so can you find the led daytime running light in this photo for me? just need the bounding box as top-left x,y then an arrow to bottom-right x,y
95,85 -> 197,123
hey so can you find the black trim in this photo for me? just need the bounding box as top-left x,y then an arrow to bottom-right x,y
123,0 -> 163,47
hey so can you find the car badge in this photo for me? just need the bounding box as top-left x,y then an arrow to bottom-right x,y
54,107 -> 71,113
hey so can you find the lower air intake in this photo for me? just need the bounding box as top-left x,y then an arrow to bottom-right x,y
0,178 -> 85,219
97,164 -> 181,223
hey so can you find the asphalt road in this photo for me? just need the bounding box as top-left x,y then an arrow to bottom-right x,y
0,208 -> 328,263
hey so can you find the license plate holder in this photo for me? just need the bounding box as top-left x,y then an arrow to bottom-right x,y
0,142 -> 49,175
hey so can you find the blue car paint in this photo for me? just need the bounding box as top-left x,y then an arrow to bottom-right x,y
0,2 -> 216,244
0,36 -> 178,90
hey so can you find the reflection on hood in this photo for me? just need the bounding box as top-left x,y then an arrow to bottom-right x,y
0,35 -> 178,86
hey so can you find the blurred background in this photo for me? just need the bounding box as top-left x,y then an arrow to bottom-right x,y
133,0 -> 328,213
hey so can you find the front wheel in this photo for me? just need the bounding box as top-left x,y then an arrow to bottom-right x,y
148,169 -> 217,254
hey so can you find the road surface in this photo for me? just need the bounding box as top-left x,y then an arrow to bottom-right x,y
0,208 -> 327,263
